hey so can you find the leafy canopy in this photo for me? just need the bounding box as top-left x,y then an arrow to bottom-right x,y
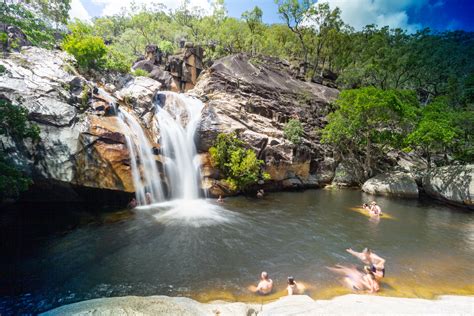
322,87 -> 419,174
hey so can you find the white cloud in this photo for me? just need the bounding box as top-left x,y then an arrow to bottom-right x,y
320,0 -> 426,32
92,0 -> 213,17
70,0 -> 92,21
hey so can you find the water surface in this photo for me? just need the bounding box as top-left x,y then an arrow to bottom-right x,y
1,189 -> 473,314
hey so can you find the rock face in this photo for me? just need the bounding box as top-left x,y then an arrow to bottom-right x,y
43,294 -> 474,316
191,54 -> 340,194
422,164 -> 473,208
362,172 -> 419,198
132,43 -> 204,92
0,47 -> 161,201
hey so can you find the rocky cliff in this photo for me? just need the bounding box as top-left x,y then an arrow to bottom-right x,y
1,48 -> 342,202
0,47 -> 148,202
191,54 -> 340,195
1,47 -> 471,208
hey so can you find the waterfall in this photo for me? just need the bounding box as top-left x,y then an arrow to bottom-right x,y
97,89 -> 204,206
116,110 -> 165,205
153,92 -> 204,201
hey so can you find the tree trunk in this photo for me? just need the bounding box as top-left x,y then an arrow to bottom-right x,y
365,133 -> 372,178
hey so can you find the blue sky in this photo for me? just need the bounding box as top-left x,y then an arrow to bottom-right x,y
70,0 -> 474,32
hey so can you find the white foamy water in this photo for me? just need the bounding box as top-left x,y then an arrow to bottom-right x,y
153,92 -> 204,201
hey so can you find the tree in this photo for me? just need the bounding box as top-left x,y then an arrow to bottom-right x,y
242,6 -> 262,56
307,2 -> 344,72
275,0 -> 313,71
322,87 -> 419,177
27,0 -> 71,28
209,133 -> 269,191
0,2 -> 56,49
405,97 -> 461,167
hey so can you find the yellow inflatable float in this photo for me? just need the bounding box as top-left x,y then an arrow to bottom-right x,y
348,207 -> 396,220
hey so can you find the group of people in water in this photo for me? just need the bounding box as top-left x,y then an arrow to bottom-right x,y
249,247 -> 386,296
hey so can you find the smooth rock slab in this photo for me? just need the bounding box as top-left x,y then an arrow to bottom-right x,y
362,172 -> 419,198
422,164 -> 473,208
42,294 -> 474,316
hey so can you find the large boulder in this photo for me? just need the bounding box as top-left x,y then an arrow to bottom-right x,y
191,53 -> 339,193
332,159 -> 365,187
362,172 -> 419,198
422,164 -> 473,208
114,76 -> 161,117
0,47 -> 155,201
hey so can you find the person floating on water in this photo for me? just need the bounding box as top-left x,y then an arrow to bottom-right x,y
287,276 -> 306,295
257,189 -> 265,199
217,195 -> 224,203
248,271 -> 273,295
346,247 -> 386,280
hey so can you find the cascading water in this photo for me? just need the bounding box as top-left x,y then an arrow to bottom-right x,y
98,88 -> 235,226
152,92 -> 204,201
97,89 -> 164,205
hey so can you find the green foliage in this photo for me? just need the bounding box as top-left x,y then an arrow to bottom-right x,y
209,133 -> 269,191
405,97 -> 465,165
284,119 -> 304,144
62,21 -> 108,70
131,68 -> 150,77
0,3 -> 56,49
27,0 -> 71,27
0,154 -> 32,200
0,64 -> 6,74
0,98 -> 40,141
0,98 -> 40,199
80,85 -> 90,110
104,47 -> 131,73
322,87 -> 419,175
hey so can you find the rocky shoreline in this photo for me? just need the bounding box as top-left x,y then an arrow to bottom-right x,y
42,294 -> 474,315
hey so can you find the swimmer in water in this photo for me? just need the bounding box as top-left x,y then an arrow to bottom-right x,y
248,271 -> 273,295
287,276 -> 306,295
346,247 -> 386,280
217,195 -> 224,203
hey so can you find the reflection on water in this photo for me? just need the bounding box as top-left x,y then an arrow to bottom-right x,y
1,190 -> 473,314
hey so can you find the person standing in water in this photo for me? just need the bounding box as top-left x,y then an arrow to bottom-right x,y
346,248 -> 386,280
217,195 -> 224,203
287,276 -> 306,295
362,266 -> 380,293
248,271 -> 273,295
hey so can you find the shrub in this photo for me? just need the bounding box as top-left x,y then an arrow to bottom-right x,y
284,119 -> 304,144
131,68 -> 150,77
0,97 -> 40,199
62,21 -> 107,70
105,47 -> 132,73
209,133 -> 270,191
